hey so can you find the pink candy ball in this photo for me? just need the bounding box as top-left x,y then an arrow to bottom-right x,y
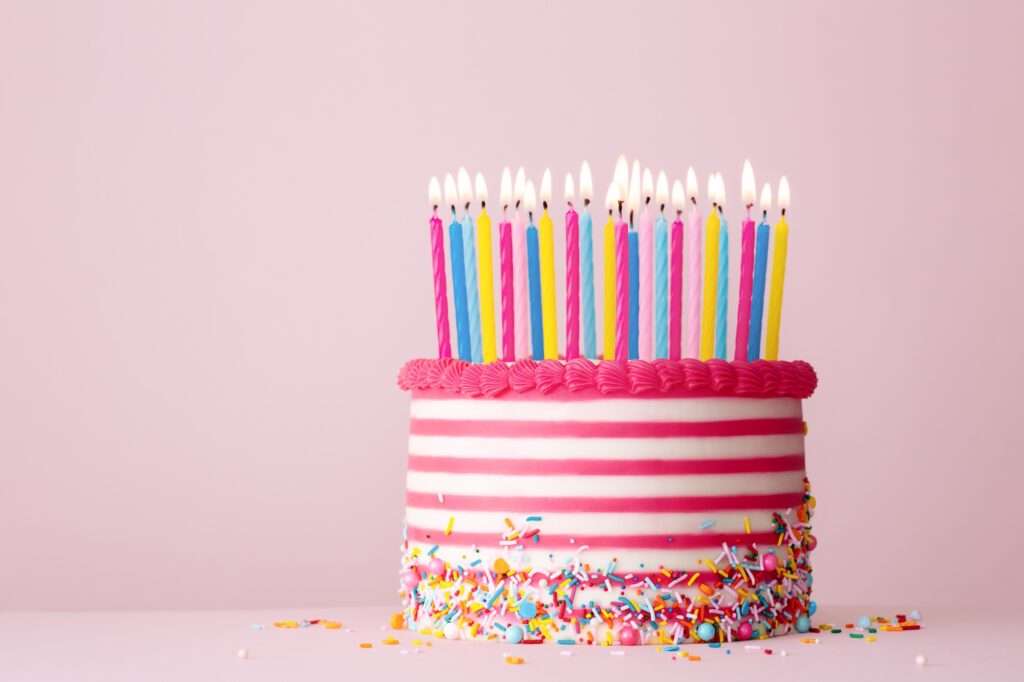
401,570 -> 420,589
428,557 -> 445,576
763,553 -> 778,571
618,626 -> 640,646
737,621 -> 753,640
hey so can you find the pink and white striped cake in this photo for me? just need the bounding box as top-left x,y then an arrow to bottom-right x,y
396,357 -> 818,646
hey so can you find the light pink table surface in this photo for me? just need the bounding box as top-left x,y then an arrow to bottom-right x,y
1,604 -> 1013,681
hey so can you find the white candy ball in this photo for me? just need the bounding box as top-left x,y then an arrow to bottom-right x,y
915,654 -> 927,666
236,648 -> 248,659
443,622 -> 460,640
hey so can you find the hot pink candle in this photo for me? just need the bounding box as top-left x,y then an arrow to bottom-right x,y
429,213 -> 451,358
499,219 -> 514,361
565,204 -> 580,360
615,218 -> 630,363
669,214 -> 683,360
735,214 -> 755,361
513,209 -> 528,360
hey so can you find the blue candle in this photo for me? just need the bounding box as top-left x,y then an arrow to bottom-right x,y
654,212 -> 669,359
628,230 -> 639,360
714,211 -> 729,360
580,207 -> 597,359
748,218 -> 771,361
462,212 -> 482,363
526,220 -> 544,361
448,213 -> 471,361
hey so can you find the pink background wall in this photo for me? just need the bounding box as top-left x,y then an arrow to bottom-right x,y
2,0 -> 1022,611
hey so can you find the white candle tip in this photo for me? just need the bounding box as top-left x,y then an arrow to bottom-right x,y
474,172 -> 488,204
717,173 -> 726,207
428,176 -> 441,206
656,171 -> 669,206
579,161 -> 593,201
778,176 -> 791,210
564,173 -> 575,203
707,173 -> 717,204
540,169 -> 552,204
523,180 -> 537,213
499,167 -> 512,206
514,167 -> 526,202
604,182 -> 618,211
457,167 -> 473,206
686,167 -> 699,201
759,183 -> 773,213
642,168 -> 654,200
444,173 -> 458,209
671,179 -> 686,211
613,155 -> 630,201
627,160 -> 642,212
741,160 -> 756,206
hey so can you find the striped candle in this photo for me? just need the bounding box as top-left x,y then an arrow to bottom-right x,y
427,177 -> 450,359
512,169 -> 529,360
700,196 -> 720,360
615,218 -> 629,362
748,183 -> 773,361
654,210 -> 669,359
765,177 -> 791,360
628,229 -> 640,360
564,197 -> 580,360
684,168 -> 702,359
499,218 -> 514,361
715,209 -> 729,360
603,210 -> 617,361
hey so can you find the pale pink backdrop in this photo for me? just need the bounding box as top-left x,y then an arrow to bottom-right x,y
1,0 -> 1022,611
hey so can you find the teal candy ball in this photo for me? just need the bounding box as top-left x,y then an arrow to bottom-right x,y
505,625 -> 524,644
517,600 -> 537,619
697,622 -> 715,641
808,601 -> 817,616
796,615 -> 811,633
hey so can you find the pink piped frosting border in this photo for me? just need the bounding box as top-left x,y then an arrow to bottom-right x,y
398,358 -> 818,399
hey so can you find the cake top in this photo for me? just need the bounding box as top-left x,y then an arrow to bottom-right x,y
398,357 -> 817,400
416,156 -> 798,368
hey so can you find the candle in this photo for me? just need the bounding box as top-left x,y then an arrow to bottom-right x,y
748,183 -> 772,361
764,176 -> 790,360
700,173 -> 720,360
602,182 -> 619,360
638,166 -> 654,360
458,168 -> 482,363
735,161 -> 757,361
524,180 -> 544,360
579,161 -> 597,359
615,209 -> 629,363
445,173 -> 471,360
715,174 -> 729,360
628,228 -> 639,359
684,167 -> 702,358
498,168 -> 515,361
474,172 -> 497,363
669,179 -> 685,360
512,168 -> 529,360
654,171 -> 670,359
538,169 -> 558,360
427,177 -> 451,358
564,172 -> 580,360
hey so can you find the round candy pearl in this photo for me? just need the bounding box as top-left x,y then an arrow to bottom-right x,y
442,622 -> 459,640
805,534 -> 818,551
517,600 -> 537,619
505,625 -> 524,644
618,626 -> 639,646
915,654 -> 927,666
737,622 -> 753,640
796,615 -> 811,633
808,601 -> 817,616
696,622 -> 715,642
762,553 -> 778,571
236,648 -> 248,659
401,570 -> 420,589
857,615 -> 871,629
428,558 -> 445,576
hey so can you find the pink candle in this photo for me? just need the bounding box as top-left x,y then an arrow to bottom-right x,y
430,213 -> 451,359
513,208 -> 528,360
684,169 -> 702,358
735,214 -> 755,361
565,204 -> 580,360
615,218 -> 630,363
499,219 -> 514,361
669,214 -> 683,360
638,203 -> 654,360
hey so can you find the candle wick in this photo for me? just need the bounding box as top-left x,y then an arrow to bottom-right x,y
690,196 -> 697,206
763,210 -> 768,221
617,201 -> 623,219
781,208 -> 787,217
481,200 -> 486,210
583,198 -> 590,208
645,197 -> 651,206
660,203 -> 665,213
515,199 -> 521,210
542,200 -> 548,211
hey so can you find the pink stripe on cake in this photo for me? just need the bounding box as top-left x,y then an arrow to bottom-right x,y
409,417 -> 804,438
407,454 -> 805,476
405,491 -> 804,513
406,525 -> 778,549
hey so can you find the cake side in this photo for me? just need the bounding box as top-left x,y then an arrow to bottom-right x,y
398,361 -> 817,646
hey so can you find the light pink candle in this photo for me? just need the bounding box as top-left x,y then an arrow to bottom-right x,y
430,213 -> 451,358
685,200 -> 702,358
734,213 -> 755,361
615,218 -> 630,363
638,204 -> 654,359
513,209 -> 528,360
499,219 -> 514,361
669,214 -> 683,360
565,205 -> 580,360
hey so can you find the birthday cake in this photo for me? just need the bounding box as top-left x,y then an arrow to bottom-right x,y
397,159 -> 815,646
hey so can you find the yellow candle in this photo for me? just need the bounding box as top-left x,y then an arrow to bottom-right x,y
538,170 -> 558,359
476,205 -> 497,363
603,214 -> 616,360
700,176 -> 721,360
764,177 -> 791,360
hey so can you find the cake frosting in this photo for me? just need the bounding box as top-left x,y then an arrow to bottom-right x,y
397,357 -> 818,646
